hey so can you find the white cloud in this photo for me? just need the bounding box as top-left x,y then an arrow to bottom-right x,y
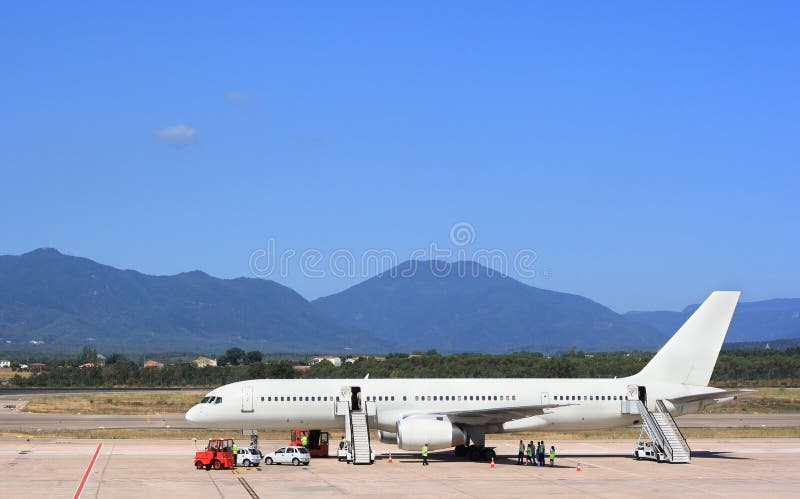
155,124 -> 197,144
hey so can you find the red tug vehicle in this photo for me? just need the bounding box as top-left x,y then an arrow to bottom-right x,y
194,438 -> 235,470
290,429 -> 330,457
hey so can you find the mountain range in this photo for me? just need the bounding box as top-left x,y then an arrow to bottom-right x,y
0,249 -> 798,354
313,260 -> 665,353
0,249 -> 389,353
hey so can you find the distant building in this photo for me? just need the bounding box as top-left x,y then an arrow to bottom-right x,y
78,362 -> 99,368
0,360 -> 10,368
144,360 -> 164,369
96,354 -> 107,366
292,365 -> 310,372
308,356 -> 342,367
192,357 -> 218,368
345,357 -> 360,364
29,362 -> 46,371
18,364 -> 28,370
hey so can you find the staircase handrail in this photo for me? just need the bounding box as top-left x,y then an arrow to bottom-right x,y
656,399 -> 691,456
636,400 -> 674,462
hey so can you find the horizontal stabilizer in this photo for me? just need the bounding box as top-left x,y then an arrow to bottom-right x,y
666,389 -> 755,404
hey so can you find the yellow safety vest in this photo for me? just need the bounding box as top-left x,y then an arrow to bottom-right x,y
422,446 -> 428,457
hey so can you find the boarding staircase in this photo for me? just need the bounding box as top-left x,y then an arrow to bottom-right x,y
349,409 -> 373,464
336,400 -> 374,465
631,399 -> 691,463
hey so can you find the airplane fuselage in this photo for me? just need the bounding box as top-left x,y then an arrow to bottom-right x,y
186,376 -> 721,433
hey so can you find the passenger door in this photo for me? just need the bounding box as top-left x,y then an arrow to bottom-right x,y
241,386 -> 254,413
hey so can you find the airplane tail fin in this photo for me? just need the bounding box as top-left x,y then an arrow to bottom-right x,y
635,291 -> 740,386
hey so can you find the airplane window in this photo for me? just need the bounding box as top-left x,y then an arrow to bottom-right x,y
433,396 -> 438,401
589,396 -> 593,400
336,396 -> 340,402
324,396 -> 328,401
391,396 -> 395,401
457,396 -> 462,401
261,397 -> 265,402
379,396 -> 383,401
403,396 -> 407,401
481,396 -> 486,400
493,396 -> 497,400
201,397 -> 211,403
305,396 -> 309,401
427,396 -> 431,401
215,398 -> 222,404
512,395 -> 516,401
415,396 -> 419,401
571,396 -> 575,400
292,397 -> 297,401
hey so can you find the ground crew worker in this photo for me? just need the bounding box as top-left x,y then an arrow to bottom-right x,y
526,442 -> 533,465
518,440 -> 525,465
549,445 -> 556,467
421,443 -> 429,466
538,441 -> 545,466
339,436 -> 347,450
232,442 -> 238,455
301,432 -> 308,447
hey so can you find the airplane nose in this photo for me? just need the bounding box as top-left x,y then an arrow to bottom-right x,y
185,404 -> 203,423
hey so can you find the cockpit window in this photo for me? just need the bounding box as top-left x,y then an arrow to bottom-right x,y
201,396 -> 211,403
215,397 -> 222,404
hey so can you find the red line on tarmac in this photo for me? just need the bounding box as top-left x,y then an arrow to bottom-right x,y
73,442 -> 102,499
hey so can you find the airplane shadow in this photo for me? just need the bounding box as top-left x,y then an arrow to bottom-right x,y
377,450 -> 748,465
689,450 -> 748,460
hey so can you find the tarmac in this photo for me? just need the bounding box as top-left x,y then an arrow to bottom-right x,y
1,437 -> 799,498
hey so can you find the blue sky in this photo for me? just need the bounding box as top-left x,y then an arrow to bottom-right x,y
1,1 -> 798,312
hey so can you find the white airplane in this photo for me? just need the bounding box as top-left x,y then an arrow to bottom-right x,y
186,291 -> 749,459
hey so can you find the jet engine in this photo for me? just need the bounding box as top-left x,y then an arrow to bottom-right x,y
396,415 -> 466,451
377,430 -> 397,444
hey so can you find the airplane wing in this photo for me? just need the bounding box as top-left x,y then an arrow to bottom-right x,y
436,403 -> 570,426
666,389 -> 755,405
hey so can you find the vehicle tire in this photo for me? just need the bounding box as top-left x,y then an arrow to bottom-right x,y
212,460 -> 222,470
243,459 -> 251,467
195,461 -> 204,470
265,457 -> 273,465
292,458 -> 300,466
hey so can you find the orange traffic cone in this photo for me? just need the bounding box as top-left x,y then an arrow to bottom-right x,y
490,457 -> 495,469
576,462 -> 582,472
388,453 -> 393,464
